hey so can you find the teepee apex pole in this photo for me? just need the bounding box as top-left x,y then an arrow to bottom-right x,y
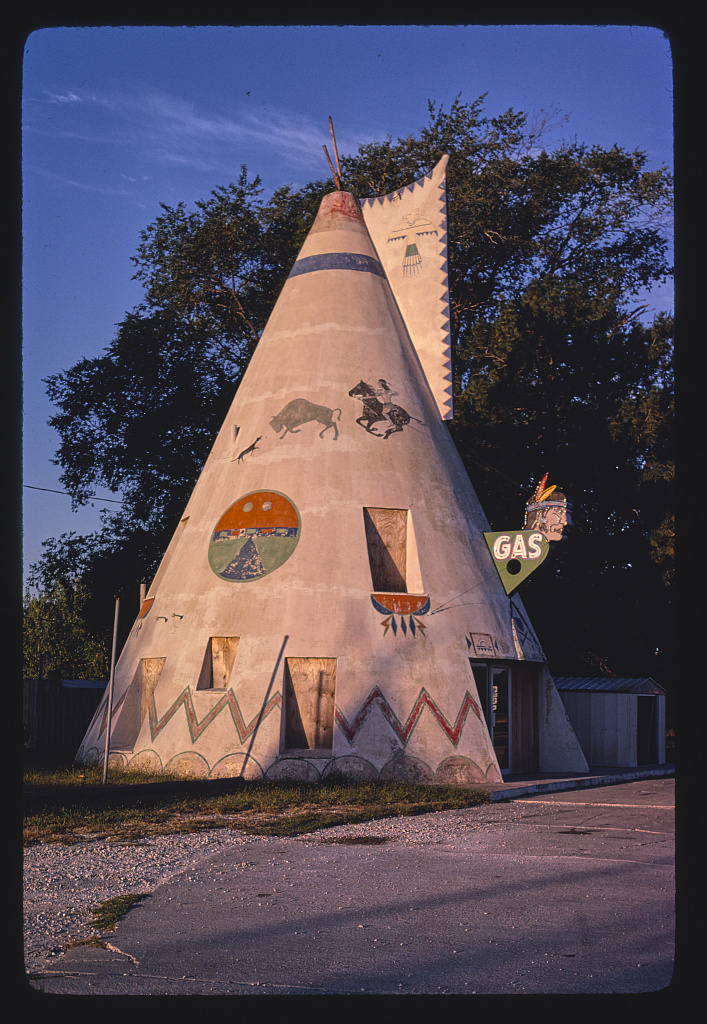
329,117 -> 343,181
323,145 -> 341,189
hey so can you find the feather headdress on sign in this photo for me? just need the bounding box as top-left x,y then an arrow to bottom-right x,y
529,472 -> 557,504
524,473 -> 573,543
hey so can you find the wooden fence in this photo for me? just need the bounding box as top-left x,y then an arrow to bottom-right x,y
23,678 -> 106,753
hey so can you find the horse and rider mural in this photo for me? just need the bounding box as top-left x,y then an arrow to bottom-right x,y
348,378 -> 420,438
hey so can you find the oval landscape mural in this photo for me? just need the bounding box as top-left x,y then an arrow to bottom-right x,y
208,490 -> 301,582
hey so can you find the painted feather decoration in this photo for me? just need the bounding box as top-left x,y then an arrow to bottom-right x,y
531,472 -> 557,504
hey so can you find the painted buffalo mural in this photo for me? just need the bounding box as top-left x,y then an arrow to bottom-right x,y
270,398 -> 341,440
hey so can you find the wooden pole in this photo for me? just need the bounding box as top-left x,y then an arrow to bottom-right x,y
102,597 -> 120,785
322,145 -> 341,189
329,117 -> 343,182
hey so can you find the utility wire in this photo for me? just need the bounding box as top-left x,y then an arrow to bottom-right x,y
428,571 -> 501,616
24,484 -> 123,505
462,453 -> 528,496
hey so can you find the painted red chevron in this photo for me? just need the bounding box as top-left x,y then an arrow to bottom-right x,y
335,686 -> 481,747
99,687 -> 281,746
147,688 -> 282,744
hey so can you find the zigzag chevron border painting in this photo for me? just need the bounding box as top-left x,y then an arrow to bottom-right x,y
148,688 -> 283,744
95,687 -> 282,744
98,683 -> 481,752
335,685 -> 482,747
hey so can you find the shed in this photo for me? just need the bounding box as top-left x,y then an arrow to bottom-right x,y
553,677 -> 667,767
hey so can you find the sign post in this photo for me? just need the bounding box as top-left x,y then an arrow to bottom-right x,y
102,597 -> 120,786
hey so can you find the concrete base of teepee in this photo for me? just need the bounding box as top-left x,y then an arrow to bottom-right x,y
78,658 -> 587,783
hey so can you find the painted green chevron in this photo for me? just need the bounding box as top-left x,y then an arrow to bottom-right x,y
146,687 -> 283,744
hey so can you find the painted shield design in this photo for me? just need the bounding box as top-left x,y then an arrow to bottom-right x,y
208,490 -> 301,582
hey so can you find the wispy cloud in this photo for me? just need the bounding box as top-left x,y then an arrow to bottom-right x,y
31,86 -> 367,179
30,167 -> 139,200
46,89 -> 84,104
134,93 -> 368,174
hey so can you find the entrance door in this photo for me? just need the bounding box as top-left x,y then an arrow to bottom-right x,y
471,662 -> 509,771
491,666 -> 510,770
637,696 -> 658,765
511,662 -> 539,773
470,661 -> 538,774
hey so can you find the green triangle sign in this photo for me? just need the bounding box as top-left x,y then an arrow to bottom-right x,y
484,530 -> 550,595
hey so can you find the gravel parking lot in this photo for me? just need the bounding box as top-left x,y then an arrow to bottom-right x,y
24,780 -> 675,995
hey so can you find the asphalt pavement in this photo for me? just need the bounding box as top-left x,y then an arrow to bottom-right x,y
25,773 -> 676,997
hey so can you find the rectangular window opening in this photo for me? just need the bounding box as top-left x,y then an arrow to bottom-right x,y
283,657 -> 336,753
109,657 -> 166,752
197,637 -> 240,690
141,657 -> 166,723
363,507 -> 409,593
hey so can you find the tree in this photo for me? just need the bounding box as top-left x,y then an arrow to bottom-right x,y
23,581 -> 110,680
34,96 -> 673,683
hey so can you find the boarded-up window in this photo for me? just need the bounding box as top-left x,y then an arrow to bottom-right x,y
364,508 -> 407,592
283,657 -> 336,752
140,658 -> 166,723
197,637 -> 240,690
110,657 -> 165,751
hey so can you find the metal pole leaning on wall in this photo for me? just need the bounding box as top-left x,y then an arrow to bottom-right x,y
102,597 -> 120,785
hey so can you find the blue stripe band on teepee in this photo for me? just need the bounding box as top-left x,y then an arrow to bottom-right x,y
289,252 -> 385,279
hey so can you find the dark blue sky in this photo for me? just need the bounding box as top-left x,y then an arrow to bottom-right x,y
22,24 -> 674,585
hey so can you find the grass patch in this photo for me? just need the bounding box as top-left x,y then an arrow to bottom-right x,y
23,751 -> 490,845
23,750 -> 183,790
86,893 -> 151,933
322,835 -> 389,845
63,893 -> 150,953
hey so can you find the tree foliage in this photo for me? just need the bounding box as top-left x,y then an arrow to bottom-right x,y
23,581 -> 110,680
33,96 -> 674,683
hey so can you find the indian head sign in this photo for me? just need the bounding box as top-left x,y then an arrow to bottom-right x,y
484,472 -> 573,595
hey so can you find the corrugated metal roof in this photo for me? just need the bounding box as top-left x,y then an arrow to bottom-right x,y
553,676 -> 666,695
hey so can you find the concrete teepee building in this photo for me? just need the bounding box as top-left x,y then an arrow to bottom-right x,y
77,155 -> 587,783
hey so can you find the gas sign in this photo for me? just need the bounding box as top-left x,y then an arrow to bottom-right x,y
484,529 -> 550,595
